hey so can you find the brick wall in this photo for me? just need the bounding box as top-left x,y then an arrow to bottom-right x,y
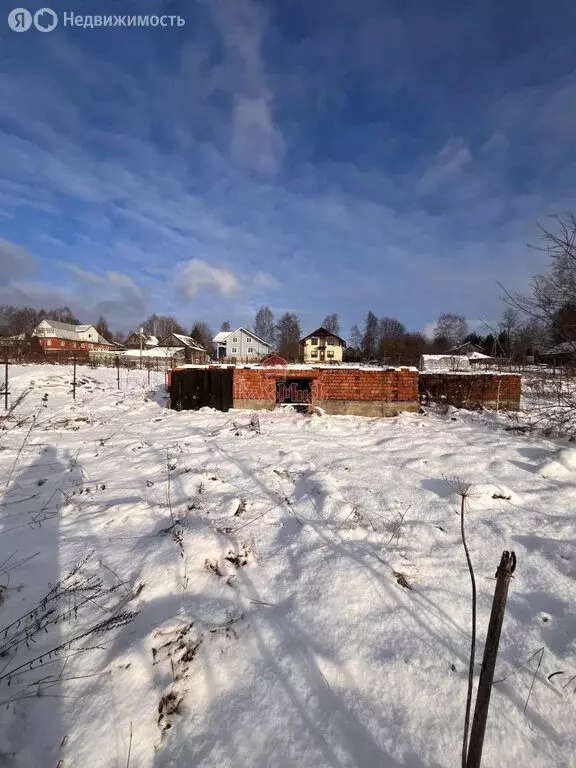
233,367 -> 420,416
419,373 -> 521,410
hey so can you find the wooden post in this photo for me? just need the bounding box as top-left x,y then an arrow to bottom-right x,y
147,360 -> 150,385
72,356 -> 77,400
116,355 -> 120,389
466,551 -> 516,768
4,358 -> 8,410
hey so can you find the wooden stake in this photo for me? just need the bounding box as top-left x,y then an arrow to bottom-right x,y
4,358 -> 8,410
72,356 -> 77,400
466,550 -> 516,768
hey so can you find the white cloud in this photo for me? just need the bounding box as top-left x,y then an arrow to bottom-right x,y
231,95 -> 285,177
175,258 -> 240,300
417,137 -> 473,194
252,270 -> 280,289
0,238 -> 37,284
60,262 -> 107,283
107,271 -> 143,299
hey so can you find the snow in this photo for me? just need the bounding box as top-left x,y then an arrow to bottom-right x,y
0,364 -> 575,767
420,355 -> 472,372
122,346 -> 184,359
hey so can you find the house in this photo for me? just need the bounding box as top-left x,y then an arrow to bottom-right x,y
124,331 -> 159,349
160,332 -> 209,364
446,341 -> 487,356
540,341 -> 576,366
299,327 -> 346,363
33,319 -> 114,352
213,327 -> 272,362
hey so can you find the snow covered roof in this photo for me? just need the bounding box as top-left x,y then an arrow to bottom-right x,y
170,333 -> 206,351
468,351 -> 491,359
213,328 -> 271,347
542,341 -> 576,356
420,355 -> 471,372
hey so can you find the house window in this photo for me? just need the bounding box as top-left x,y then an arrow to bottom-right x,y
328,337 -> 337,345
246,337 -> 252,342
248,347 -> 254,353
60,340 -> 64,347
327,351 -> 334,358
46,339 -> 52,346
232,347 -> 237,353
232,337 -> 238,342
311,337 -> 318,345
311,350 -> 318,358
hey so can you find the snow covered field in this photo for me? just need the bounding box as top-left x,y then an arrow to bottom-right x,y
0,364 -> 574,768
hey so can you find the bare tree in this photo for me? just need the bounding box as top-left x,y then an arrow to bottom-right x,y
254,306 -> 275,345
221,320 -> 231,332
190,321 -> 215,356
142,314 -> 186,339
94,315 -> 112,341
275,312 -> 301,361
433,313 -> 469,350
321,313 -> 340,335
362,311 -> 379,359
502,214 -> 576,352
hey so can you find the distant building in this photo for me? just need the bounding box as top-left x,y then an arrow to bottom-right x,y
160,332 -> 209,364
124,331 -> 159,349
33,319 -> 114,352
540,341 -> 576,366
299,327 -> 346,363
446,341 -> 487,356
213,327 -> 272,362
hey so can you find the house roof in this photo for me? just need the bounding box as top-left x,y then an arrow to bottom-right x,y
40,319 -> 81,332
35,319 -> 113,345
299,327 -> 347,346
212,328 -> 272,347
542,341 -> 576,356
169,333 -> 207,352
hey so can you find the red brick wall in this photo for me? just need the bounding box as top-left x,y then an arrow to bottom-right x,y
233,367 -> 419,403
419,373 -> 521,409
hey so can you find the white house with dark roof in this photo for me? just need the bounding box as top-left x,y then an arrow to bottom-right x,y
213,327 -> 272,362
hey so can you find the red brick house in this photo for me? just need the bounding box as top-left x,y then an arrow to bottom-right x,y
33,319 -> 115,352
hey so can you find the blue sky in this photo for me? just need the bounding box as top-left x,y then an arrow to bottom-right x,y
1,0 -> 576,337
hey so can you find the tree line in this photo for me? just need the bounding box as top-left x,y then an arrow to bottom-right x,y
2,214 -> 575,364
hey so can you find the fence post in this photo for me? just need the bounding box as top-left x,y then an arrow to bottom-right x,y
116,355 -> 120,389
4,358 -> 8,410
72,356 -> 77,400
147,360 -> 150,385
466,551 -> 516,768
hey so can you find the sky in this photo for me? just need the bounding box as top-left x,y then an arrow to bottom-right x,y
1,0 -> 576,338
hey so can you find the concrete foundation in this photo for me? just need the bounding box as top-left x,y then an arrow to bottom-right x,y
315,400 -> 420,417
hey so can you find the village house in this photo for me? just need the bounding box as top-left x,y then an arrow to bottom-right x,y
160,332 -> 210,364
33,319 -> 114,352
213,327 -> 272,362
124,331 -> 159,349
299,327 -> 346,363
